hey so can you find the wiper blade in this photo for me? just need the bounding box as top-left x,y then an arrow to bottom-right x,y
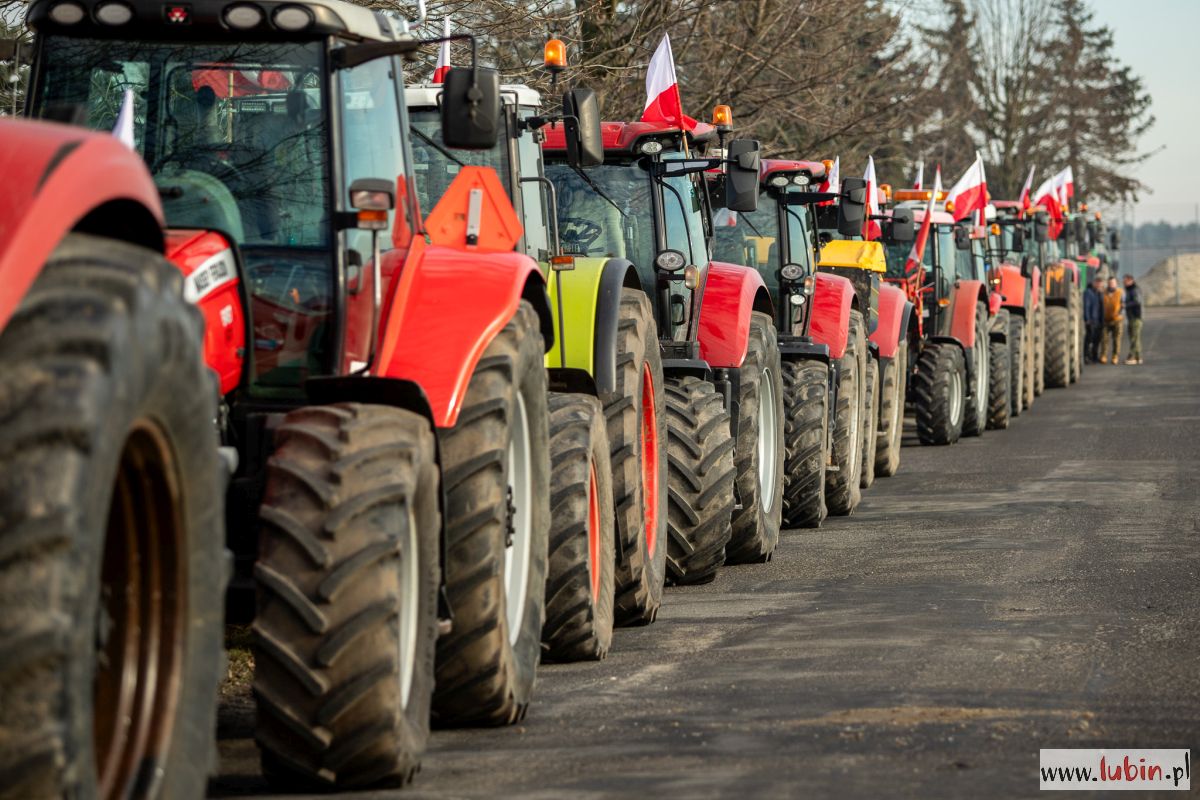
571,165 -> 623,217
410,124 -> 465,168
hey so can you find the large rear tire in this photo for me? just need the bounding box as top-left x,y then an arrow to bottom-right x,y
782,360 -> 830,527
0,234 -> 224,800
826,310 -> 866,515
913,342 -> 966,445
962,302 -> 990,438
874,340 -> 906,478
254,405 -> 440,790
1045,305 -> 1071,388
663,376 -> 735,585
434,301 -> 550,726
1008,314 -> 1026,417
726,313 -> 784,564
602,290 -> 666,626
541,394 -> 615,662
859,356 -> 879,489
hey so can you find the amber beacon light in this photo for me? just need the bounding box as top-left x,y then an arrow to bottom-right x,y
544,38 -> 567,72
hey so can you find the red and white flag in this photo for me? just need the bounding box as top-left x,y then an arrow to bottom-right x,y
863,155 -> 881,240
432,17 -> 452,84
1032,173 -> 1064,237
641,34 -> 697,130
913,160 -> 924,191
905,167 -> 941,275
1054,166 -> 1074,212
1019,165 -> 1036,211
946,152 -> 988,223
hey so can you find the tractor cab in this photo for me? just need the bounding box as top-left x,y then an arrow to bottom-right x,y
886,195 -> 963,337
543,119 -> 759,356
25,0 -> 500,400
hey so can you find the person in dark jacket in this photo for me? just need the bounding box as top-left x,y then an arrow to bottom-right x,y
1123,274 -> 1144,364
1082,277 -> 1104,363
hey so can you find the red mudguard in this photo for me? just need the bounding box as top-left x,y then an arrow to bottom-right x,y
869,283 -> 908,359
0,119 -> 163,332
374,167 -> 545,428
948,279 -> 987,348
697,261 -> 771,369
996,263 -> 1028,312
807,271 -> 856,360
166,230 -> 246,395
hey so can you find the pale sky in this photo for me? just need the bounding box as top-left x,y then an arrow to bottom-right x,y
1090,0 -> 1199,225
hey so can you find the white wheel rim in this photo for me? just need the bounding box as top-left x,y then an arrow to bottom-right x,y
976,342 -> 988,419
846,366 -> 860,473
758,369 -> 778,513
949,366 -> 964,426
504,390 -> 532,646
398,504 -> 419,709
888,364 -> 901,438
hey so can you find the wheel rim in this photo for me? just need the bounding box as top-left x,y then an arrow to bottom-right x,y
398,504 -> 419,709
845,366 -> 860,473
94,421 -> 185,800
640,363 -> 659,558
757,368 -> 778,513
888,361 -> 902,439
504,390 -> 532,646
586,462 -> 602,602
949,367 -> 964,425
975,341 -> 988,420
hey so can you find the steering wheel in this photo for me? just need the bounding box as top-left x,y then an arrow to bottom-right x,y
559,217 -> 604,255
157,146 -> 248,185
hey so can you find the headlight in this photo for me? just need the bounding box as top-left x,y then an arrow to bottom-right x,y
780,264 -> 804,281
792,174 -> 810,186
48,1 -> 86,23
639,140 -> 664,155
655,249 -> 686,271
768,175 -> 789,188
224,3 -> 264,27
95,2 -> 133,24
273,4 -> 313,30
789,293 -> 806,306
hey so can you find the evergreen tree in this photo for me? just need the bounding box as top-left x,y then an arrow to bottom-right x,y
914,0 -> 981,181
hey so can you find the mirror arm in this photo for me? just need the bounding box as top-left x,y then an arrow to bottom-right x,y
333,32 -> 476,72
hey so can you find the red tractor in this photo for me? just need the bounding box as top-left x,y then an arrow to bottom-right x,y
544,119 -> 784,580
19,0 -> 560,792
711,158 -> 903,525
988,201 -> 1044,412
884,192 -> 998,445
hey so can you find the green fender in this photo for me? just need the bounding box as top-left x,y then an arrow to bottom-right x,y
544,257 -> 642,395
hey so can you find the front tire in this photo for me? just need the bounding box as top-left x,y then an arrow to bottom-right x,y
859,356 -> 880,489
726,313 -> 784,564
826,310 -> 866,515
254,405 -> 440,790
962,303 -> 989,438
434,301 -> 550,727
602,290 -> 666,626
663,376 -> 735,585
913,342 -> 966,445
874,340 -> 907,478
541,394 -> 616,662
0,234 -> 224,800
782,360 -> 830,527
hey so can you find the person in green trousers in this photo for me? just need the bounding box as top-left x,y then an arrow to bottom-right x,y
1123,274 -> 1143,365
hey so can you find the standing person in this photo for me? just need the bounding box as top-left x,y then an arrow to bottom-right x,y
1101,276 -> 1124,364
1083,277 -> 1103,364
1123,274 -> 1144,364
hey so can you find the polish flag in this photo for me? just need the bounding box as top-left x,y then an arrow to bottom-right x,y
946,152 -> 988,223
640,34 -> 697,131
819,155 -> 840,206
905,167 -> 941,275
863,155 -> 881,240
432,17 -> 452,84
1054,166 -> 1074,212
913,160 -> 924,191
1032,173 -> 1064,237
1019,165 -> 1036,211
112,88 -> 136,150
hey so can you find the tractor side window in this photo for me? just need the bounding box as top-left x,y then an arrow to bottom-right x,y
517,108 -> 551,262
340,56 -> 409,260
662,170 -> 708,267
934,228 -> 955,300
784,200 -> 815,274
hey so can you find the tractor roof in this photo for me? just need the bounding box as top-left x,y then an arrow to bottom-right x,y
760,158 -> 827,182
544,120 -> 716,154
897,206 -> 956,225
27,0 -> 409,42
406,83 -> 541,110
992,200 -> 1022,210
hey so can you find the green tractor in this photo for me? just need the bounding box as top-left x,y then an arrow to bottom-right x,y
406,67 -> 667,651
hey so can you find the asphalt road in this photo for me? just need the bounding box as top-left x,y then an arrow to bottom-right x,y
213,306 -> 1200,799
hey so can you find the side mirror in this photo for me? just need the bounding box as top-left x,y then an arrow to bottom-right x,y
888,207 -> 915,243
953,226 -> 970,251
1033,212 -> 1050,243
724,138 -> 760,213
1020,255 -> 1033,277
440,66 -> 501,149
1073,216 -> 1087,246
562,87 -> 603,168
1109,230 -> 1121,250
1011,225 -> 1026,252
837,176 -> 866,237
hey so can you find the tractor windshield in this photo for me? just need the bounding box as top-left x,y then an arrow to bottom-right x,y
883,241 -> 916,278
546,161 -> 656,287
409,107 -> 512,223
